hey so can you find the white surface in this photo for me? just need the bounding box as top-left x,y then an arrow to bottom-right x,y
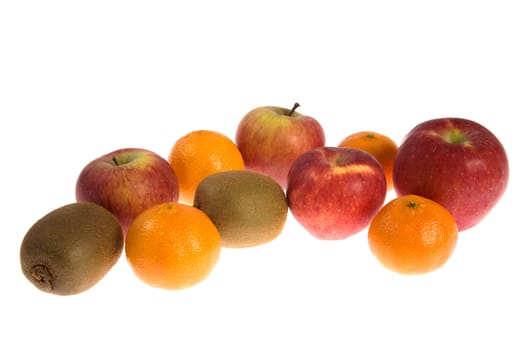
2,1 -> 523,349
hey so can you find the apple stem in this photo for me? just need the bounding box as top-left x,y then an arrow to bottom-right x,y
443,128 -> 468,144
112,156 -> 119,166
288,102 -> 300,116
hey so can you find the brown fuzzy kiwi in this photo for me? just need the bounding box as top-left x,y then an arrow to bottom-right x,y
20,202 -> 124,295
193,170 -> 288,248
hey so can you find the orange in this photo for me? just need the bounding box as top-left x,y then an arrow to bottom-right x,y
368,194 -> 458,275
168,130 -> 245,204
125,202 -> 221,290
338,131 -> 398,191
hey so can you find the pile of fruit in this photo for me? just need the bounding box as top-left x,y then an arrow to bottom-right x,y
19,103 -> 509,295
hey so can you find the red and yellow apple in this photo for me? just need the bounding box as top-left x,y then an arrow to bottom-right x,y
75,148 -> 179,234
235,103 -> 325,188
286,147 -> 387,240
393,117 -> 509,231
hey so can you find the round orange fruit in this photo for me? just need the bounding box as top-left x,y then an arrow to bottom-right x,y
338,131 -> 398,191
168,130 -> 244,204
125,202 -> 221,290
368,194 -> 458,275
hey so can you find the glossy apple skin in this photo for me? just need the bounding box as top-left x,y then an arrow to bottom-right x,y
235,105 -> 325,188
393,118 -> 509,231
287,147 -> 387,240
75,148 -> 179,234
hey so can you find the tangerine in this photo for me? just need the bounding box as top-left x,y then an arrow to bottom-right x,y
338,131 -> 398,191
168,130 -> 245,204
368,194 -> 458,275
125,202 -> 221,290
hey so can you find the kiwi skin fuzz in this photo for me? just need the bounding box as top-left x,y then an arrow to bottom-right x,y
20,202 -> 124,296
193,170 -> 288,248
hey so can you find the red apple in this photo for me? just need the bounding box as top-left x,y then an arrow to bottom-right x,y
393,117 -> 509,231
75,148 -> 179,234
235,103 -> 325,188
287,147 -> 387,240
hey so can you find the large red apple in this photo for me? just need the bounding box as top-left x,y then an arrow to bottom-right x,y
393,117 -> 509,231
75,148 -> 179,234
235,103 -> 325,188
287,147 -> 387,240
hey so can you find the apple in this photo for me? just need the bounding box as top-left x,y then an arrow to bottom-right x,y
75,148 -> 179,234
235,103 -> 325,188
286,146 -> 387,240
393,117 -> 509,231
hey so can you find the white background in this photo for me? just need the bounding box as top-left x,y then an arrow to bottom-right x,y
2,1 -> 523,349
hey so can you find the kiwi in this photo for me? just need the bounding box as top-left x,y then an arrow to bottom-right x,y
193,170 -> 288,248
20,202 -> 124,295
